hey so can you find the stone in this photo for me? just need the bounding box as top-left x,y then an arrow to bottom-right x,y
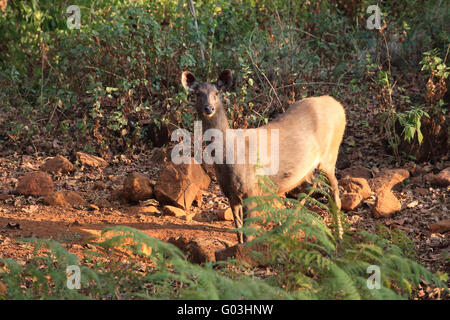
154,163 -> 210,210
183,213 -> 195,222
341,193 -> 363,211
339,165 -> 372,180
215,243 -> 271,267
373,190 -> 401,218
370,169 -> 409,192
121,172 -> 153,202
217,208 -> 234,221
163,205 -> 187,217
15,171 -> 54,196
339,177 -> 371,199
43,191 -> 88,207
429,220 -> 450,234
369,169 -> 409,218
76,152 -> 107,168
185,238 -> 233,263
128,205 -> 160,215
167,237 -> 233,264
430,167 -> 450,187
40,156 -> 74,174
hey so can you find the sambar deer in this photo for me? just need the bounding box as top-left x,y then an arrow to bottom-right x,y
182,69 -> 346,243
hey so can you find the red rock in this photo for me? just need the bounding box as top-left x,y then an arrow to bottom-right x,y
339,177 -> 371,199
217,208 -> 234,221
154,163 -> 210,210
76,152 -> 107,168
186,238 -> 233,263
341,193 -> 363,211
121,172 -> 153,202
40,156 -> 74,174
340,165 -> 372,180
429,220 -> 450,234
167,237 -> 233,264
43,191 -> 88,207
215,243 -> 271,267
373,190 -> 401,218
167,236 -> 189,252
369,169 -> 409,218
128,205 -> 160,215
162,205 -> 187,217
370,169 -> 409,192
15,171 -> 54,196
430,167 -> 450,187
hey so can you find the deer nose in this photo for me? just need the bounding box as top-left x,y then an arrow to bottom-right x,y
204,105 -> 215,115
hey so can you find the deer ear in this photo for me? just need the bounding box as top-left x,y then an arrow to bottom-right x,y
181,71 -> 198,92
217,69 -> 233,90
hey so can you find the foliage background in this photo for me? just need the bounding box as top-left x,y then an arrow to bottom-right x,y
1,0 -> 448,158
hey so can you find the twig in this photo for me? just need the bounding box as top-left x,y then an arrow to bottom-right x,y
246,48 -> 284,112
187,0 -> 205,64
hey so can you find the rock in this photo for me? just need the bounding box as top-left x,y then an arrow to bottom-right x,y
128,205 -> 160,215
215,243 -> 271,267
430,167 -> 450,187
217,208 -> 234,221
100,230 -> 152,257
373,190 -> 401,218
369,169 -> 409,218
121,172 -> 153,202
341,193 -> 363,211
339,177 -> 371,199
186,238 -> 233,263
167,236 -> 189,252
15,171 -> 54,196
167,237 -> 233,264
183,213 -> 195,222
192,212 -> 208,222
429,220 -> 450,234
406,200 -> 419,208
370,169 -> 409,192
76,152 -> 108,168
339,165 -> 372,180
154,163 -> 210,210
162,205 -> 187,217
43,191 -> 88,207
40,156 -> 74,174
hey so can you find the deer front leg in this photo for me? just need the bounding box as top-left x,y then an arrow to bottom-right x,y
232,204 -> 244,243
